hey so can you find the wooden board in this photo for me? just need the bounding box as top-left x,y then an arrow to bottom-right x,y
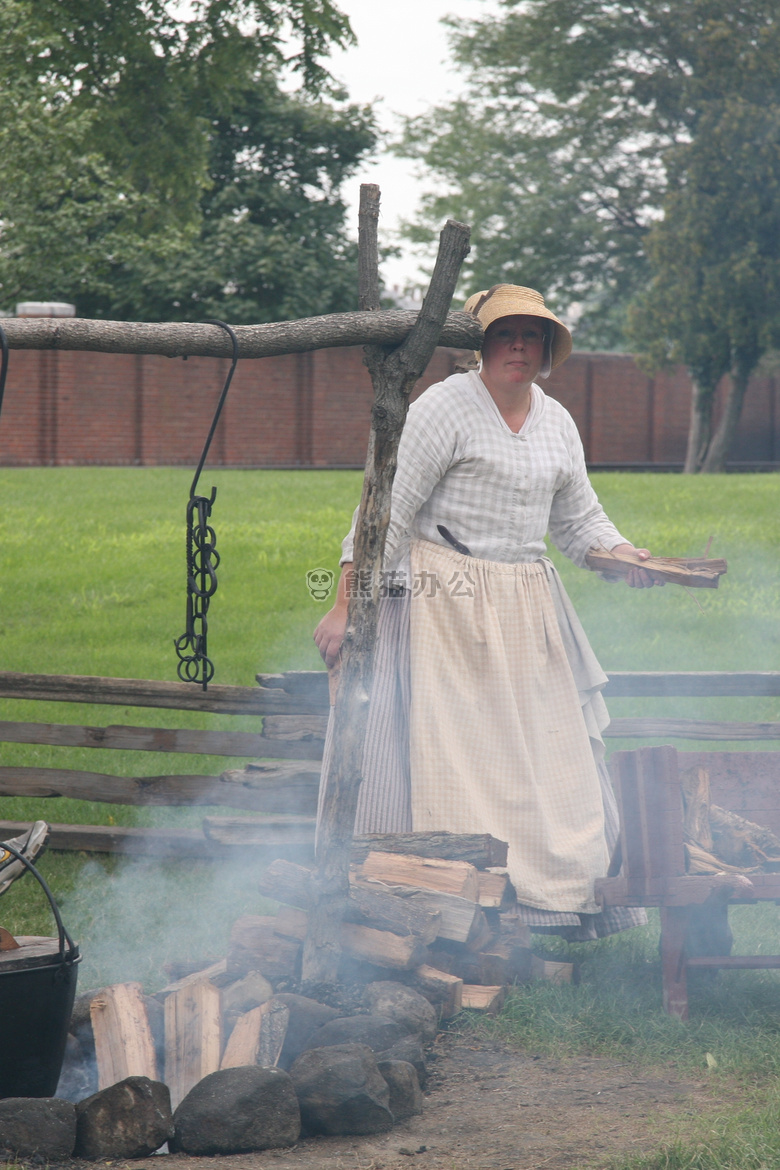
0,761 -> 320,812
90,983 -> 158,1090
0,820 -> 314,859
203,816 -> 316,846
0,720 -> 269,757
679,751 -> 780,835
164,981 -> 222,1109
0,671 -> 328,715
604,718 -> 780,740
603,673 -> 780,698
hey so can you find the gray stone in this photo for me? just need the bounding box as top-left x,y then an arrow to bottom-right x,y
171,1066 -> 300,1155
377,1035 -> 428,1087
0,1097 -> 76,1160
289,1043 -> 393,1136
75,1076 -> 173,1159
306,1014 -> 409,1055
377,1060 -> 423,1121
272,993 -> 340,1068
363,981 -> 438,1044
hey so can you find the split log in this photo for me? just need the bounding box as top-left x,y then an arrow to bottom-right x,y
411,965 -> 463,1019
354,878 -> 491,948
157,959 -> 229,998
164,981 -> 222,1109
305,192 -> 472,984
585,548 -> 727,589
0,928 -> 19,951
273,905 -> 428,971
530,957 -> 573,984
227,915 -> 302,981
428,942 -> 532,986
220,999 -> 289,1070
460,985 -> 506,1013
258,858 -> 440,943
351,832 -> 508,869
476,872 -> 515,909
90,983 -> 158,1090
358,852 -> 480,900
1,309 -> 481,359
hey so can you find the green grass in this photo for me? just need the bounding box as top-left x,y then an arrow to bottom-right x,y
1,471 -> 779,1070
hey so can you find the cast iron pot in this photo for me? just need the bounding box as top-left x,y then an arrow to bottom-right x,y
0,842 -> 80,1098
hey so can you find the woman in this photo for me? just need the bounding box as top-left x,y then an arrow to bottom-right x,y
315,284 -> 654,938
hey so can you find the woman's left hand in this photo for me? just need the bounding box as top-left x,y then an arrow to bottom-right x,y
610,543 -> 663,588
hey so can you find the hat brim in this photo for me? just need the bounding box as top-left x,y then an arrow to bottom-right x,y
463,285 -> 572,371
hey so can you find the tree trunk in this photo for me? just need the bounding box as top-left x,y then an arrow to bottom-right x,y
301,188 -> 472,984
700,370 -> 750,473
684,378 -> 715,473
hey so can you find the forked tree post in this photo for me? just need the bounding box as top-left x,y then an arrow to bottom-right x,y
301,185 -> 473,983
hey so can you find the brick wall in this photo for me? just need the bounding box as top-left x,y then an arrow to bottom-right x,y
1,345 -> 777,467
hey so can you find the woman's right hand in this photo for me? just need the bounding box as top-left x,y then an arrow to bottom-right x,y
313,606 -> 348,668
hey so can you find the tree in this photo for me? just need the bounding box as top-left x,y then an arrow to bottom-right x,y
627,98 -> 780,472
400,1 -> 780,355
0,0 -> 376,321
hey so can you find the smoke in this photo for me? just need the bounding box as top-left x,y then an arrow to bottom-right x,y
60,848 -> 273,993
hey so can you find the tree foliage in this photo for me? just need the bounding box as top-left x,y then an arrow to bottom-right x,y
0,0 -> 377,321
401,1 -> 780,346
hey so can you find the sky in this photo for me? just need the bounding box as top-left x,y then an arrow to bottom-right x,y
328,0 -> 497,295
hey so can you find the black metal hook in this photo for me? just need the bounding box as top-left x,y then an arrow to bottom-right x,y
175,321 -> 239,690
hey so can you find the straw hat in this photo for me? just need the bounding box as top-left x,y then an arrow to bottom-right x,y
463,284 -> 572,371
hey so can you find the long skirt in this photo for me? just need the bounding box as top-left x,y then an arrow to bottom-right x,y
318,541 -> 646,939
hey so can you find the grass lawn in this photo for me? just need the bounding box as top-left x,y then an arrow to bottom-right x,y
1,467 -> 779,1168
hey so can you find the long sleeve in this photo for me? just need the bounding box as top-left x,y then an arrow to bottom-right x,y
547,413 -> 627,567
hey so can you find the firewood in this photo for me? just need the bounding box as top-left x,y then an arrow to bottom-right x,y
681,764 -> 780,870
259,858 -> 440,943
90,983 -> 158,1090
428,942 -> 532,986
530,957 -> 573,984
412,965 -> 463,1019
351,832 -> 508,868
585,548 -> 727,589
220,999 -> 289,1070
0,928 -> 19,951
157,958 -> 229,997
460,984 -> 505,1013
358,851 -> 480,900
164,981 -> 222,1109
227,915 -> 302,981
476,871 -> 515,910
272,905 -> 427,971
352,876 -> 489,946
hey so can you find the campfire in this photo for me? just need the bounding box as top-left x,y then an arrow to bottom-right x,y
0,829 -> 576,1161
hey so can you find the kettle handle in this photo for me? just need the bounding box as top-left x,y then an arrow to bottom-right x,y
1,842 -> 77,965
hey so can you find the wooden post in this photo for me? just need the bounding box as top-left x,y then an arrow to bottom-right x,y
302,187 -> 472,983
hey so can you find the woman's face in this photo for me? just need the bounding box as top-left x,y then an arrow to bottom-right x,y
481,314 -> 546,393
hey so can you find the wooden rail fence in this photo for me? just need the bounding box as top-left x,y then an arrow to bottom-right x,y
0,669 -> 777,858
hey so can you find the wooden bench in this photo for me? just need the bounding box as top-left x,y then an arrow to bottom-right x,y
597,744 -> 780,1019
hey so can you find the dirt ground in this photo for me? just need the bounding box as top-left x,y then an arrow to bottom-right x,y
126,1032 -> 715,1170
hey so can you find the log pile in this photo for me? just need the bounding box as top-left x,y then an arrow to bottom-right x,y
681,765 -> 780,874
